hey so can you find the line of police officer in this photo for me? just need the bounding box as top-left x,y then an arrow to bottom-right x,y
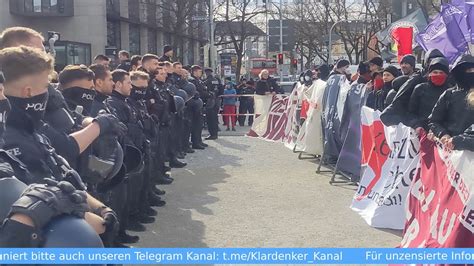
0,26 -> 223,251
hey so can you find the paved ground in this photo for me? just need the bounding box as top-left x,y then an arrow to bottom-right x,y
135,126 -> 402,249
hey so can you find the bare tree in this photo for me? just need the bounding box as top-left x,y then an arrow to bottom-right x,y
415,0 -> 449,19
287,0 -> 392,65
214,0 -> 266,81
158,0 -> 205,63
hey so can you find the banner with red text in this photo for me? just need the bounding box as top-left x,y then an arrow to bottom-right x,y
401,133 -> 474,247
351,107 -> 420,230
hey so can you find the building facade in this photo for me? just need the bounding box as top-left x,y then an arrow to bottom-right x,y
1,0 -> 208,71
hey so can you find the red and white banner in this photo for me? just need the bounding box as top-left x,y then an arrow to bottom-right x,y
284,83 -> 303,149
401,132 -> 474,247
248,95 -> 289,142
351,107 -> 420,230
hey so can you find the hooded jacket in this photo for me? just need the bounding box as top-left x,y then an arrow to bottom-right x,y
407,57 -> 450,129
429,54 -> 474,151
385,75 -> 409,107
381,49 -> 445,126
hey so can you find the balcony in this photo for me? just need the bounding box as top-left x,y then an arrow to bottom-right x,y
10,0 -> 74,17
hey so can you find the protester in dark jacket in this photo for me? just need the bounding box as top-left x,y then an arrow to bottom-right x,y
384,75 -> 409,107
407,57 -> 449,131
355,61 -> 371,85
329,59 -> 350,77
381,49 -> 445,126
428,54 -> 474,151
374,65 -> 400,111
318,64 -> 330,81
400,54 -> 416,76
255,69 -> 281,95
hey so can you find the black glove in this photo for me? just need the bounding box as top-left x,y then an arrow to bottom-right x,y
94,112 -> 127,136
102,209 -> 119,233
9,178 -> 89,230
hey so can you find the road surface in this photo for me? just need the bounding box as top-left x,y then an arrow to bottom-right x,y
136,127 -> 401,248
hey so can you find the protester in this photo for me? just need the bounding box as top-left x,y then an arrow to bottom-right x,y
223,79 -> 238,131
374,65 -> 400,111
407,57 -> 449,131
366,70 -> 384,109
381,49 -> 445,126
428,54 -> 474,151
237,80 -> 255,127
318,64 -> 330,81
354,61 -> 371,85
256,69 -> 280,95
368,57 -> 383,74
400,54 -> 416,76
330,59 -> 350,77
384,75 -> 409,107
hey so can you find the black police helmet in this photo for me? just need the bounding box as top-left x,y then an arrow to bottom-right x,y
43,216 -> 104,250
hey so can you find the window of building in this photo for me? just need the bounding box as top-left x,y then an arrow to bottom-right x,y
128,0 -> 140,21
106,0 -> 120,17
107,21 -> 121,49
129,25 -> 141,55
148,29 -> 157,54
25,0 -> 59,13
20,0 -> 72,15
48,41 -> 91,72
187,40 -> 195,65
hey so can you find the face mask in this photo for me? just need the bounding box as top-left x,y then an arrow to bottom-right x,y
429,72 -> 448,86
8,91 -> 49,122
130,86 -> 147,100
62,87 -> 96,109
374,78 -> 384,90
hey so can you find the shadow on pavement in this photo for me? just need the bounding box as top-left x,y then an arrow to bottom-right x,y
213,137 -> 251,151
135,141 -> 241,248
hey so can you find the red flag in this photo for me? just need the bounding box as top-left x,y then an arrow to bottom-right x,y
391,27 -> 413,63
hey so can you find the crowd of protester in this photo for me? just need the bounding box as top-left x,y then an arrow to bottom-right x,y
324,50 -> 474,152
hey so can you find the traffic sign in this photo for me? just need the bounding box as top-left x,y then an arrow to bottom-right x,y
192,16 -> 208,21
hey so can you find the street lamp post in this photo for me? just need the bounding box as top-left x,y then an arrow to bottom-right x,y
328,19 -> 348,65
279,0 -> 283,83
209,0 -> 216,71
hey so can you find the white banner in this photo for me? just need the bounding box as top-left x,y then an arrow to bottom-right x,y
295,80 -> 326,156
251,95 -> 274,137
351,107 -> 420,230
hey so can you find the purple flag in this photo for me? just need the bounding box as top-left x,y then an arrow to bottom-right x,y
466,2 -> 474,42
416,4 -> 469,63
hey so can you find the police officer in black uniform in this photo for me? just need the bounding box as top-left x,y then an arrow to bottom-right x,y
89,63 -> 139,246
139,54 -> 175,183
203,68 -> 221,140
188,66 -> 208,149
128,71 -> 166,210
0,43 -> 121,248
148,65 -> 187,169
107,69 -> 160,235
